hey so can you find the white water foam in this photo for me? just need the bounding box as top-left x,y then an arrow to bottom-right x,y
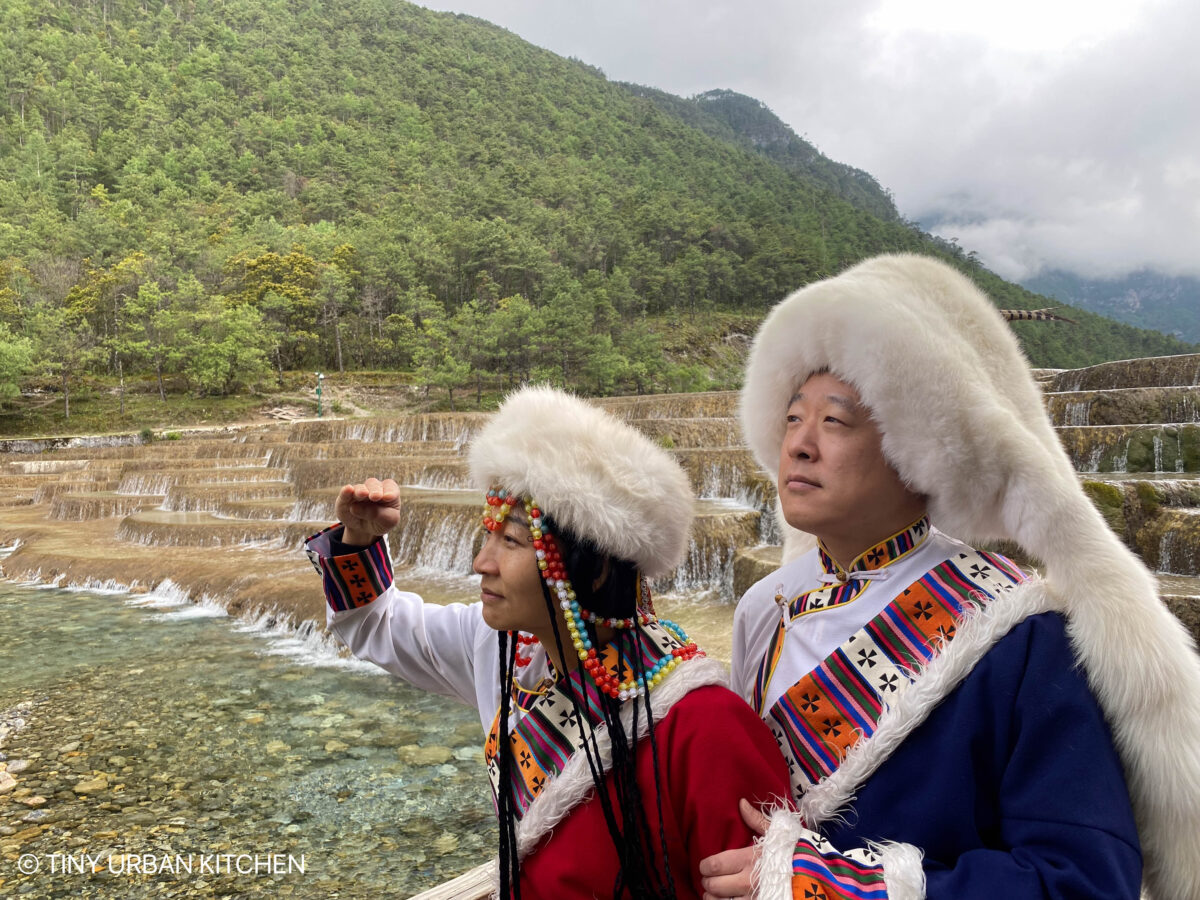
232,609 -> 382,673
6,568 -> 372,672
63,578 -> 134,596
148,588 -> 230,621
121,578 -> 192,609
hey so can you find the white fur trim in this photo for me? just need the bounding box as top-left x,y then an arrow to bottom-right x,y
876,842 -> 926,900
468,385 -> 694,577
754,808 -> 809,900
741,254 -> 1200,899
1064,544 -> 1200,900
800,580 -> 1061,827
509,654 -> 728,858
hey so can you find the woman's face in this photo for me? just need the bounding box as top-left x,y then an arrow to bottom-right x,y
472,517 -> 557,634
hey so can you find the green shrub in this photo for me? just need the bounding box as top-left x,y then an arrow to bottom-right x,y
1134,481 -> 1162,517
1081,480 -> 1126,535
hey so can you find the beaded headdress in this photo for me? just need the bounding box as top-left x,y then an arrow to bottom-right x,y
480,484 -> 699,697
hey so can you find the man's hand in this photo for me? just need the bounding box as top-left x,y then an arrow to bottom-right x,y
334,477 -> 401,546
700,798 -> 769,900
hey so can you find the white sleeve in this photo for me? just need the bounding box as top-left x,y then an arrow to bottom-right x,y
732,596 -> 754,703
305,524 -> 494,709
327,587 -> 492,708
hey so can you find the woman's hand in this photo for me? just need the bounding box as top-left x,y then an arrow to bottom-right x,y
334,477 -> 402,546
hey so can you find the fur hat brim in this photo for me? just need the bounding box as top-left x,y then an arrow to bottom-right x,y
468,385 -> 694,579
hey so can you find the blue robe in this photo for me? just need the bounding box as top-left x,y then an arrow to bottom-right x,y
822,611 -> 1141,899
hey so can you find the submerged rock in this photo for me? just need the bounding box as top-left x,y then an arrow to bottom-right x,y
397,745 -> 453,766
72,777 -> 108,794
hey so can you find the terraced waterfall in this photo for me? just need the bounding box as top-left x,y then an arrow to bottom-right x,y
1,361 -> 1198,897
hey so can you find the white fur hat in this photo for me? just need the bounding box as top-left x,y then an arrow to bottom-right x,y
741,253 -> 1200,900
467,385 -> 694,579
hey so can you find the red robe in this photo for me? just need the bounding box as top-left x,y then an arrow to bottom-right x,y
517,684 -> 792,898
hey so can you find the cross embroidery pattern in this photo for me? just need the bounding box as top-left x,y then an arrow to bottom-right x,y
767,548 -> 1027,788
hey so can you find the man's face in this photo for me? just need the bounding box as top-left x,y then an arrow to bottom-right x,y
777,372 -> 923,546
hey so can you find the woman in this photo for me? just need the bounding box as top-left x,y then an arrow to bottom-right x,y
305,385 -> 790,898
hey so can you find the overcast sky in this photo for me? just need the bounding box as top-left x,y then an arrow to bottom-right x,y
419,0 -> 1199,283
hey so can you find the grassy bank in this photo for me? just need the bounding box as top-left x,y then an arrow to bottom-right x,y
0,372 -> 412,439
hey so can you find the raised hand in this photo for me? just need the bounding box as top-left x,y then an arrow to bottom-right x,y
334,477 -> 402,546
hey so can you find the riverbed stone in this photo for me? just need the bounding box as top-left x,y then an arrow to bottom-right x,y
0,772 -> 16,794
72,776 -> 108,794
10,825 -> 43,842
397,745 -> 453,766
432,832 -> 460,855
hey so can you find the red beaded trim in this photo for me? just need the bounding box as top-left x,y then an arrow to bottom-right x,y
513,631 -> 538,668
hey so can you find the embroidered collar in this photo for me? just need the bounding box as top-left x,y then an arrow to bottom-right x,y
817,515 -> 930,584
485,619 -> 697,818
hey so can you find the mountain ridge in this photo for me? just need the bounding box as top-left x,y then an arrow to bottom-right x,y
1025,269 -> 1200,344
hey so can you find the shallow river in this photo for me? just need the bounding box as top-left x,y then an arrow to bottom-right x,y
0,579 -> 495,899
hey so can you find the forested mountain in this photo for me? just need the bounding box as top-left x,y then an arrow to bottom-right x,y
623,86 -> 900,222
0,0 -> 1192,415
1025,269 -> 1200,343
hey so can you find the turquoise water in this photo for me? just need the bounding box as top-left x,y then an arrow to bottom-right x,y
0,581 -> 495,898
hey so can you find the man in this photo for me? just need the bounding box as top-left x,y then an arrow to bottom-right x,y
700,254 -> 1200,900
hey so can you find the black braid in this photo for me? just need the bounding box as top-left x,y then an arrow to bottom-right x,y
496,630 -> 522,899
639,652 -> 678,898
